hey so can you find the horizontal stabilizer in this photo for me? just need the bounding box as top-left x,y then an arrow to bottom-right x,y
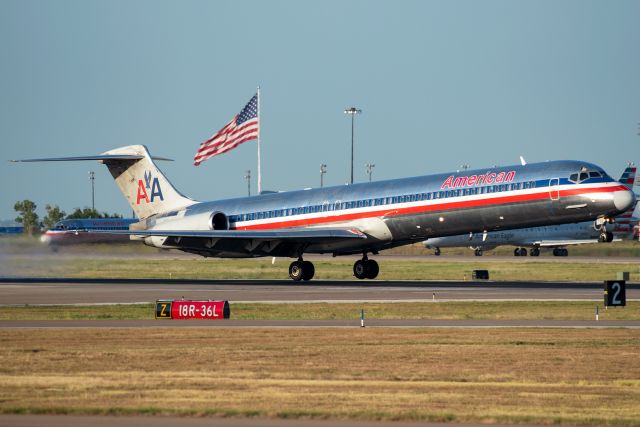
10,154 -> 173,162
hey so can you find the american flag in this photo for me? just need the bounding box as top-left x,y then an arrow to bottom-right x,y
194,94 -> 259,166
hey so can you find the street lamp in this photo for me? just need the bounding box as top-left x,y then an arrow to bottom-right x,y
365,163 -> 375,182
320,164 -> 327,187
344,107 -> 362,184
244,170 -> 251,196
88,171 -> 95,212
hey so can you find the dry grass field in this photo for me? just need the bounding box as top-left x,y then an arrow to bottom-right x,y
0,327 -> 639,425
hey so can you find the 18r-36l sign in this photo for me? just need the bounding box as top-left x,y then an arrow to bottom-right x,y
155,300 -> 231,319
604,281 -> 626,307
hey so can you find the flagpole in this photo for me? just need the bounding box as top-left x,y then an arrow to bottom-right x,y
257,86 -> 262,195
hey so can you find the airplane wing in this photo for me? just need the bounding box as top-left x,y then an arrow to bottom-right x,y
88,227 -> 367,242
88,227 -> 367,257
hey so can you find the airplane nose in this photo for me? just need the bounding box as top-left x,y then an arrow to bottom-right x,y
614,190 -> 636,212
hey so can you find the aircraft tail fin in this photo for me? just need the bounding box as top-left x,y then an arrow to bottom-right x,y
12,145 -> 196,219
100,145 -> 195,219
618,163 -> 636,190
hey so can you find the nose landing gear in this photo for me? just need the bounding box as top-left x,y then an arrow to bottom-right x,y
598,231 -> 614,243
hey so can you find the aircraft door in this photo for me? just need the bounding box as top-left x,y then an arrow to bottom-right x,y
548,178 -> 560,200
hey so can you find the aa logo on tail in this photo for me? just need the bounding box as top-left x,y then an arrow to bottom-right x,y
136,170 -> 164,204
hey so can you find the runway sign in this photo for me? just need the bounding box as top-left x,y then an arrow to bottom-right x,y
604,281 -> 626,307
155,300 -> 230,319
472,270 -> 489,280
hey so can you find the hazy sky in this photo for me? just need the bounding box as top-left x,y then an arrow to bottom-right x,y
1,0 -> 639,221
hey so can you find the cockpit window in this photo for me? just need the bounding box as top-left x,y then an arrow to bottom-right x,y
570,168 -> 603,184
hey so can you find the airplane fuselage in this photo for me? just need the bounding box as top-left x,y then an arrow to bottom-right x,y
140,160 -> 633,258
424,222 -> 600,249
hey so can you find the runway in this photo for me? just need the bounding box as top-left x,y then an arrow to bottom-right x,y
0,277 -> 638,305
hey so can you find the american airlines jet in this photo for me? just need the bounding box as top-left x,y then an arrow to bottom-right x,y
41,218 -> 138,245
424,164 -> 638,257
13,145 -> 635,281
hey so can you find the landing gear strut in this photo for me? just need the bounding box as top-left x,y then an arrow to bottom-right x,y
474,248 -> 483,256
289,258 -> 315,282
353,255 -> 379,280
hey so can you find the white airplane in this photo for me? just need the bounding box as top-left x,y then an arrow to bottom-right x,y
13,145 -> 635,280
424,164 -> 638,256
40,218 -> 138,245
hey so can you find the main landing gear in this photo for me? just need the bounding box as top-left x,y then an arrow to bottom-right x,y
288,254 -> 380,282
513,248 -> 527,256
288,258 -> 315,282
552,248 -> 569,256
353,255 -> 379,280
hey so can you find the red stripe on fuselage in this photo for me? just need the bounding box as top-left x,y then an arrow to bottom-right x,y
234,184 -> 627,231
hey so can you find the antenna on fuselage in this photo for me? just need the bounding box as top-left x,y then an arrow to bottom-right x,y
520,156 -> 527,166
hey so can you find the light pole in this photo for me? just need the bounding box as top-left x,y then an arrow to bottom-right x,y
365,163 -> 375,182
88,171 -> 95,212
344,107 -> 362,184
244,170 -> 251,196
320,164 -> 327,187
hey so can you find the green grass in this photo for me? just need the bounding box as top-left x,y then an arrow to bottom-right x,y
1,301 -> 637,321
3,256 -> 640,281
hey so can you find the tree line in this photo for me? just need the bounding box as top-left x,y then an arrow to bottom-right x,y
14,200 -> 124,235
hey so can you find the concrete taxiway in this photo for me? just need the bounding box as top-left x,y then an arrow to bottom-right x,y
0,277 -> 637,305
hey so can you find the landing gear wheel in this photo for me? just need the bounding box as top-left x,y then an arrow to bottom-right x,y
301,261 -> 315,281
553,248 -> 559,256
434,247 -> 441,256
365,259 -> 379,279
289,261 -> 304,282
530,247 -> 540,257
519,248 -> 527,256
474,248 -> 483,256
354,259 -> 368,280
561,248 -> 568,256
514,248 -> 520,257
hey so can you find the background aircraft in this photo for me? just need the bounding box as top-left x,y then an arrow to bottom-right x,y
13,145 -> 635,280
40,218 -> 138,245
424,164 -> 638,256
